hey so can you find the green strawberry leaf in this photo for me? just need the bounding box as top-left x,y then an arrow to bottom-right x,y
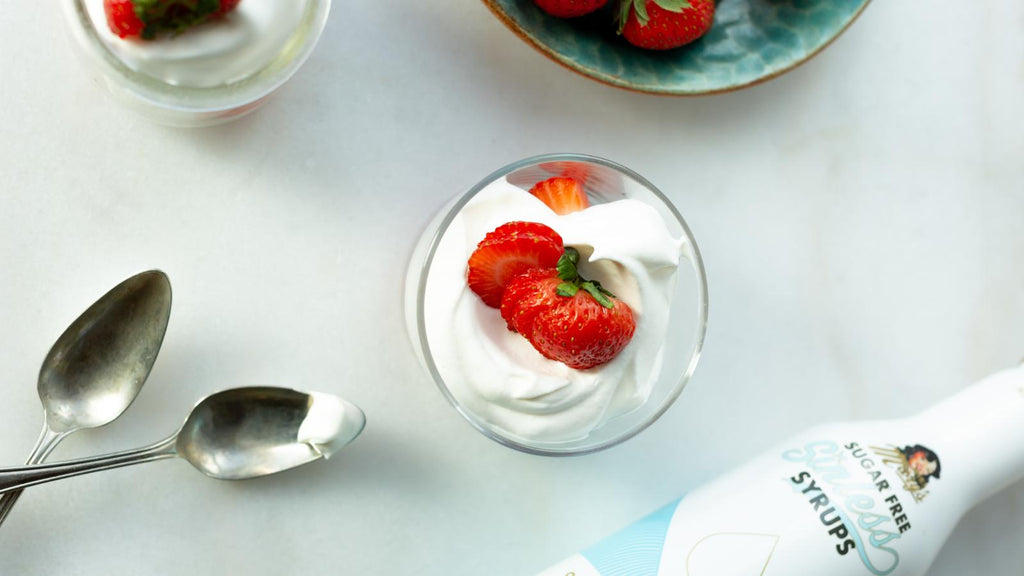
557,247 -> 580,281
633,0 -> 650,26
132,0 -> 221,39
554,246 -> 618,308
556,282 -> 579,297
652,0 -> 692,13
590,280 -> 616,299
581,282 -> 615,309
616,0 -> 635,34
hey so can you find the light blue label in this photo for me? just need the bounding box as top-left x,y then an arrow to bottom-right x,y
581,498 -> 683,576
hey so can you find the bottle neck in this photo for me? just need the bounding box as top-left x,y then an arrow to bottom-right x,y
904,365 -> 1024,509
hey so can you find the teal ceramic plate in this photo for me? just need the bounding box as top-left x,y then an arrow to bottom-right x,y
482,0 -> 871,95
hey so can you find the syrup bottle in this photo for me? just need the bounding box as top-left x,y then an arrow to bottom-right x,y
536,365 -> 1024,576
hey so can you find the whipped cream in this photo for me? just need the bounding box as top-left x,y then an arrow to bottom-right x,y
423,179 -> 687,443
84,0 -> 308,87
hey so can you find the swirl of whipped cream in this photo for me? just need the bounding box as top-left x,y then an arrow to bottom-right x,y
423,179 -> 686,443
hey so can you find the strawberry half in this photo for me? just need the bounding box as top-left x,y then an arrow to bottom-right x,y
529,177 -> 590,215
467,222 -> 564,308
506,247 -> 636,370
103,0 -> 242,40
617,0 -> 715,51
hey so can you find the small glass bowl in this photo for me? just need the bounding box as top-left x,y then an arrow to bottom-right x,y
62,0 -> 331,127
405,154 -> 709,456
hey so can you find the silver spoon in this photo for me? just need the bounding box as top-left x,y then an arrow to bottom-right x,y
0,387 -> 365,497
0,270 -> 172,525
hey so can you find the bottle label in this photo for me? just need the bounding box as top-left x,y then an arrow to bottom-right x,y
535,439 -> 937,576
582,499 -> 682,575
780,440 -> 942,575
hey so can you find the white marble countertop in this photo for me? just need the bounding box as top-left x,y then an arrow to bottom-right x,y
0,0 -> 1022,574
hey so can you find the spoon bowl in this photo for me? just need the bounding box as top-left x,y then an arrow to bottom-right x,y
0,270 -> 172,525
39,270 -> 171,432
177,387 -> 367,480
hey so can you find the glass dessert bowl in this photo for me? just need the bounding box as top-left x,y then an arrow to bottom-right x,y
62,0 -> 331,127
405,154 -> 708,456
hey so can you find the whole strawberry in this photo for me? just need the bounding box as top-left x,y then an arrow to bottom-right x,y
502,247 -> 635,370
617,0 -> 715,51
104,0 -> 242,40
534,0 -> 609,19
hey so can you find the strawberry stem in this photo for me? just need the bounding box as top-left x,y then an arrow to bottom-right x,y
556,247 -> 581,281
616,0 -> 694,34
555,247 -> 616,309
131,0 -> 222,39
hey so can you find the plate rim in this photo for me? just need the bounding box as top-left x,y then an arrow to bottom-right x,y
481,0 -> 874,96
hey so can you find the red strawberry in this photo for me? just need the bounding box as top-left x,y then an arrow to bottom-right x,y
617,0 -> 715,51
103,0 -> 242,40
531,288 -> 635,370
505,247 -> 636,370
467,222 -> 564,308
500,268 -> 561,335
213,0 -> 241,17
529,177 -> 590,215
533,0 -> 609,18
104,0 -> 145,38
474,220 -> 561,250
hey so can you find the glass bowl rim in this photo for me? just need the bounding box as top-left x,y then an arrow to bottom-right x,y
413,152 -> 709,456
64,0 -> 332,115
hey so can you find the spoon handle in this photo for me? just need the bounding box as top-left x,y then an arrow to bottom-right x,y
0,436 -> 178,496
0,423 -> 66,527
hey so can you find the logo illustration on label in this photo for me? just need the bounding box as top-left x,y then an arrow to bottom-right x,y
869,444 -> 941,502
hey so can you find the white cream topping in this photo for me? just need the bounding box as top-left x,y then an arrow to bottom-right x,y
85,0 -> 307,87
423,179 -> 686,443
299,393 -> 366,459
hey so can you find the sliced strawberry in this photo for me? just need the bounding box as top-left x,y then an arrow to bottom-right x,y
555,164 -> 592,186
467,222 -> 563,308
529,177 -> 590,215
475,221 -> 563,249
104,0 -> 146,38
500,268 -> 561,335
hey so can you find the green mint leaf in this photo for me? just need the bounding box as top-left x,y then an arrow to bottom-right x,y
557,247 -> 580,281
556,282 -> 579,298
582,282 -> 615,308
